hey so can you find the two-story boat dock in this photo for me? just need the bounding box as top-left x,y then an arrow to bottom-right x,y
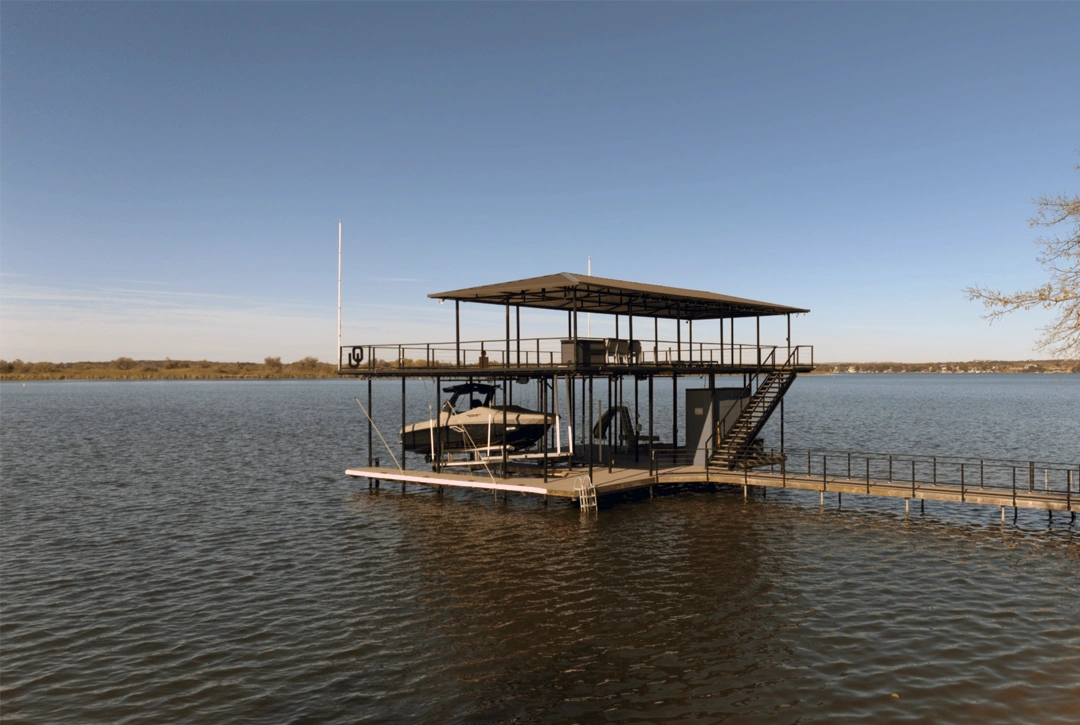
338,272 -> 1078,520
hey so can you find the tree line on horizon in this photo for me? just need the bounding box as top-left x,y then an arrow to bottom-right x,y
811,359 -> 1079,374
0,356 -> 338,380
1,356 -> 1077,381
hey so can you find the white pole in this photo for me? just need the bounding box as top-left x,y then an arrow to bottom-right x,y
337,220 -> 342,366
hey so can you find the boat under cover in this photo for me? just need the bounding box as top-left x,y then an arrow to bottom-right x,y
401,383 -> 555,453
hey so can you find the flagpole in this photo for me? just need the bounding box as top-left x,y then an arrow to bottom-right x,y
337,220 -> 342,369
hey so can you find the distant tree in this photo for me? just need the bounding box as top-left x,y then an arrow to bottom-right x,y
293,356 -> 320,370
264,356 -> 283,371
966,161 -> 1079,357
112,356 -> 136,370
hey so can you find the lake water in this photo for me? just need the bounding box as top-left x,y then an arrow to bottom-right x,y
2,375 -> 1078,723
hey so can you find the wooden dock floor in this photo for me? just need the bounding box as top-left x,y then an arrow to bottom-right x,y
346,459 -> 1077,513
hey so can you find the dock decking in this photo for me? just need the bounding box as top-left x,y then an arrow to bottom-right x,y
347,453 -> 1078,515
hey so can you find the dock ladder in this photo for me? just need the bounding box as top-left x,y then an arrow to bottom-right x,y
575,476 -> 597,513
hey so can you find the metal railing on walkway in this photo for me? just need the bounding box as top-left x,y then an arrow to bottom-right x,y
786,449 -> 1079,505
649,446 -> 1079,509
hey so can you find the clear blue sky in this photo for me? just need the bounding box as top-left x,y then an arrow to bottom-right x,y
2,2 -> 1077,363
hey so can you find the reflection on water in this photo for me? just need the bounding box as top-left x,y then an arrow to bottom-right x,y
2,377 -> 1078,723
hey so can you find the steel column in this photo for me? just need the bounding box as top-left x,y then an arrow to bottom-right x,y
502,378 -> 509,478
588,376 -> 594,481
672,371 -> 678,450
367,377 -> 373,467
648,374 -> 654,474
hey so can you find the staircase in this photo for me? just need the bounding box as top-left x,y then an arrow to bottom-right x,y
710,350 -> 798,470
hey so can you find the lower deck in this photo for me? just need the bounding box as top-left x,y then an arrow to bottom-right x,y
346,455 -> 1078,514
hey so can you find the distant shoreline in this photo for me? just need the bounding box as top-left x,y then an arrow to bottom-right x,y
0,357 -> 338,382
1,357 -> 1076,381
808,360 -> 1078,375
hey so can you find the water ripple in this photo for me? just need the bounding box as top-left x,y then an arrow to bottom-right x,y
2,378 -> 1078,723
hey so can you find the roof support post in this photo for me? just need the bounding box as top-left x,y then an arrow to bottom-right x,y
505,299 -> 510,369
572,288 -> 578,343
516,305 -> 521,367
676,308 -> 681,362
756,316 -> 761,367
689,319 -> 693,364
786,313 -> 791,360
628,299 -> 634,363
455,301 -> 461,367
720,317 -> 725,366
654,318 -> 659,366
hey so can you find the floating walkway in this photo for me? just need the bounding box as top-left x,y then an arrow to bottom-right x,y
347,449 -> 1079,518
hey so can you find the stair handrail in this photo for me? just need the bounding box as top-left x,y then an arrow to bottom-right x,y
711,346 -> 802,466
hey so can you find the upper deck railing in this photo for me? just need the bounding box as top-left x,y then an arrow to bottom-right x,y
339,337 -> 813,372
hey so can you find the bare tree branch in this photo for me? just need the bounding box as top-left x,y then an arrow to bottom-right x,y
965,158 -> 1080,358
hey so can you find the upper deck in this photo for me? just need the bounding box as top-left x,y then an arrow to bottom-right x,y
337,271 -> 813,378
337,337 -> 814,377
